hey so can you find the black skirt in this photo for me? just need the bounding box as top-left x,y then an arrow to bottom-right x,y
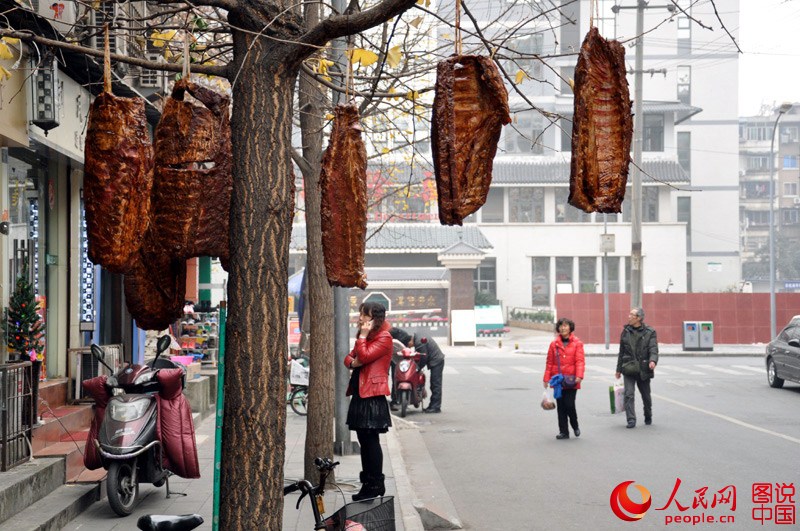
346,368 -> 391,432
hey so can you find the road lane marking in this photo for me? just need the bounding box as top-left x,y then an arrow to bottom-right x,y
732,365 -> 764,373
654,394 -> 800,445
474,366 -> 502,374
664,366 -> 704,375
696,364 -> 747,375
443,366 -> 459,375
511,366 -> 538,373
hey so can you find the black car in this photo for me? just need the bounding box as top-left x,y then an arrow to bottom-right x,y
766,316 -> 800,388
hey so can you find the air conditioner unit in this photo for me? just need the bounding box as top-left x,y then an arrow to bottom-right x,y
68,344 -> 123,402
91,4 -> 128,59
138,53 -> 163,88
31,0 -> 77,34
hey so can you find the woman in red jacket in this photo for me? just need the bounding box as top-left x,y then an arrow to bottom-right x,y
344,301 -> 393,500
543,317 -> 586,440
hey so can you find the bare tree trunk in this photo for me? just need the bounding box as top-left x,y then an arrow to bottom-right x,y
220,29 -> 299,529
299,0 -> 336,483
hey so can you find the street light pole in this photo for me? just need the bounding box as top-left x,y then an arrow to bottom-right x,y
769,102 -> 793,338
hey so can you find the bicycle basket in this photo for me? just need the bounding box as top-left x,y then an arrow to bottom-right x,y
322,496 -> 395,531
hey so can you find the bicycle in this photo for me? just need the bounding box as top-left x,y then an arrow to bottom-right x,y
283,457 -> 395,530
288,355 -> 310,416
289,384 -> 308,416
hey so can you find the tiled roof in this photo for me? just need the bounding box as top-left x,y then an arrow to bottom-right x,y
290,223 -> 493,252
365,267 -> 449,282
491,157 -> 689,185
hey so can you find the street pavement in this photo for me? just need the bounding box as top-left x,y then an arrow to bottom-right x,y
57,326 -> 766,530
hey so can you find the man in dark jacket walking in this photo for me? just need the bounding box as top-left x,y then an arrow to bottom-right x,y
615,307 -> 659,428
390,328 -> 446,413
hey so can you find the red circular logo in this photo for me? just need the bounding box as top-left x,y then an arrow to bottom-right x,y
610,480 -> 652,521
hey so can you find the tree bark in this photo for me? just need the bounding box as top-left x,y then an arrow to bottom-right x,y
220,25 -> 299,529
299,0 -> 337,483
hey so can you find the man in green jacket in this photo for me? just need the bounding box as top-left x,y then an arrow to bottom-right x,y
615,307 -> 659,428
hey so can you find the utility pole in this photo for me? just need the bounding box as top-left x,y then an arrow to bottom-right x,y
630,0 -> 644,309
612,1 -> 676,309
331,0 -> 358,456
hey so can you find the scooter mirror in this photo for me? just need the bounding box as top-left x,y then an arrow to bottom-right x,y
156,335 -> 172,356
90,344 -> 115,373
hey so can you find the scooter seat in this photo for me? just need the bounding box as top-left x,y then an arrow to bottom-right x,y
136,513 -> 203,531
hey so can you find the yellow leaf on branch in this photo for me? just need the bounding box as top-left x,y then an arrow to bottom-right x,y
386,45 -> 403,68
409,16 -> 424,28
405,90 -> 419,101
150,30 -> 178,48
0,42 -> 13,60
347,48 -> 379,68
318,58 -> 334,76
0,65 -> 12,81
325,113 -> 335,120
2,37 -> 20,46
415,0 -> 431,6
515,70 -> 529,85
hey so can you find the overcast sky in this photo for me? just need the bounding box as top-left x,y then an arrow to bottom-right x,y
738,0 -> 800,116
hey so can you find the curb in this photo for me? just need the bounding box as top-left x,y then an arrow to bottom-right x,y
387,423 -> 425,531
390,416 -> 463,530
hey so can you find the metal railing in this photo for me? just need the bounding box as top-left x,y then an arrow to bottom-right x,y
0,361 -> 33,471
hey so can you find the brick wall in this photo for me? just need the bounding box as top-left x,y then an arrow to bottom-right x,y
555,293 -> 800,344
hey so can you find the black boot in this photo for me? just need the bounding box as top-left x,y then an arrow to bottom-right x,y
370,473 -> 386,497
352,472 -> 371,501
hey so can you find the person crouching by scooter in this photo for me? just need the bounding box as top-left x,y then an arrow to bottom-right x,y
390,327 -> 445,413
344,302 -> 393,501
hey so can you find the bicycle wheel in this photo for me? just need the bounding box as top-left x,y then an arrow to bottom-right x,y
290,387 -> 308,416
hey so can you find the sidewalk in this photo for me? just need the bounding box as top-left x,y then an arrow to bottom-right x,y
62,409 -> 423,530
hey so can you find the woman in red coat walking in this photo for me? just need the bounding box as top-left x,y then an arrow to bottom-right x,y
543,317 -> 586,440
344,301 -> 393,500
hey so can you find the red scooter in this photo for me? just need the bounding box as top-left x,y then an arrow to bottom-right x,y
393,339 -> 427,417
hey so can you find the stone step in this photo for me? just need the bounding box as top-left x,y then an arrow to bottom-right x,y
0,482 -> 100,531
36,378 -> 69,413
32,404 -> 94,454
0,457 -> 64,525
35,440 -> 90,483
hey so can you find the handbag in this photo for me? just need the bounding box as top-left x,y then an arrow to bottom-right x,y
557,353 -> 578,389
621,360 -> 640,377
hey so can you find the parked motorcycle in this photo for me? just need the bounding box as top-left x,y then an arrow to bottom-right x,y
393,339 -> 427,417
83,336 -> 200,516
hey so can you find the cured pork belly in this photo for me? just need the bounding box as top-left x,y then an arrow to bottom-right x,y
569,27 -> 633,213
84,93 -> 153,273
320,104 -> 368,289
432,55 -> 511,225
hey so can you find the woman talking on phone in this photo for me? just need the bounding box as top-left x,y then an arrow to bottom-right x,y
344,301 -> 393,500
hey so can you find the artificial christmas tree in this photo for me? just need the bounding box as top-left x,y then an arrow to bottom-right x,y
4,266 -> 44,363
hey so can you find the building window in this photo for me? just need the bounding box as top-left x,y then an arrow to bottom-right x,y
505,112 -> 544,154
677,196 -> 691,252
578,257 -> 597,293
781,126 -> 798,143
509,187 -> 545,222
782,209 -> 800,225
785,182 -> 799,196
560,116 -> 573,152
746,123 -> 771,141
744,182 -> 769,199
505,33 -> 544,79
746,210 -> 770,226
531,257 -> 550,306
677,131 -> 691,174
479,187 -> 504,223
555,257 -> 573,292
677,66 -> 691,104
643,187 -> 659,222
643,114 -> 664,152
783,156 -> 798,169
606,256 -> 621,293
474,258 -> 497,298
677,0 -> 691,53
555,188 -> 591,223
747,156 -> 769,170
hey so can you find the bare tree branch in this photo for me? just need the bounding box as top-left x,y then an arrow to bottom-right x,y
0,27 -> 229,77
289,0 -> 418,64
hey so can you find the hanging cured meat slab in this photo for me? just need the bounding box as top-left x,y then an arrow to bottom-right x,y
151,79 -> 232,268
432,55 -> 511,226
568,27 -> 633,213
320,104 -> 368,290
84,93 -> 154,273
